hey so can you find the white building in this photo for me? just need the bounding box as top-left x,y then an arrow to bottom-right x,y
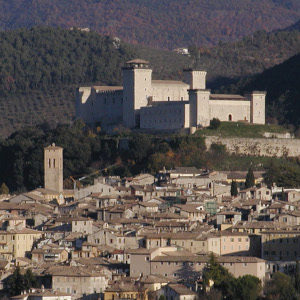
76,59 -> 266,130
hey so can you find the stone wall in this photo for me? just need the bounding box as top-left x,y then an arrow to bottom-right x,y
205,136 -> 300,157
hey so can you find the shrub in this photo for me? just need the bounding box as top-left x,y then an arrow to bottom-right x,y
209,118 -> 221,129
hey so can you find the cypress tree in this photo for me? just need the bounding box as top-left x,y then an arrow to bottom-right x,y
231,180 -> 238,196
245,167 -> 255,188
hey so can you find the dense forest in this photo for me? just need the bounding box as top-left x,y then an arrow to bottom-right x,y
0,27 -> 299,136
0,0 -> 300,48
219,54 -> 300,130
1,121 -> 300,193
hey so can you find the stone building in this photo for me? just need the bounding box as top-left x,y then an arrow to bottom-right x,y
44,144 -> 63,193
129,247 -> 266,281
76,59 -> 266,130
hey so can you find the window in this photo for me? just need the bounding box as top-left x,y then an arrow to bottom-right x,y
228,114 -> 232,121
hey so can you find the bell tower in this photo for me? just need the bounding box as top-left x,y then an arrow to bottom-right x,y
44,143 -> 63,193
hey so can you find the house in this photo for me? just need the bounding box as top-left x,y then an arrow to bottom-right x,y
261,229 -> 300,262
172,204 -> 206,222
0,228 -> 43,260
32,247 -> 68,264
10,289 -> 71,300
104,278 -> 148,300
47,266 -> 110,298
157,283 -> 198,300
276,211 -> 300,226
216,211 -> 242,228
71,217 -> 93,234
129,247 -> 266,281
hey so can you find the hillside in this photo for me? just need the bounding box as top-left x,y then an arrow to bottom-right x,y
221,54 -> 300,129
0,27 -> 299,136
0,0 -> 300,49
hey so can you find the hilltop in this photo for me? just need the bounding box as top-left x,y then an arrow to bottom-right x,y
0,27 -> 299,136
0,0 -> 300,49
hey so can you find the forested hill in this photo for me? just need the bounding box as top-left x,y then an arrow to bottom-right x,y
1,0 -> 300,48
0,27 -> 299,136
0,27 -> 191,136
221,54 -> 300,129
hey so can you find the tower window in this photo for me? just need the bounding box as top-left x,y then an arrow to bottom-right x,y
228,114 -> 232,121
53,159 -> 56,168
48,159 -> 51,168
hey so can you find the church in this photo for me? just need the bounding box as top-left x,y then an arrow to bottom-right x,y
76,59 -> 266,130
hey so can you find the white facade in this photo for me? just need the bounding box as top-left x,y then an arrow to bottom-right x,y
76,59 -> 266,129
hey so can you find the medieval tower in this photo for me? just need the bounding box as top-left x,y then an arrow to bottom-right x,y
122,59 -> 152,128
44,143 -> 63,193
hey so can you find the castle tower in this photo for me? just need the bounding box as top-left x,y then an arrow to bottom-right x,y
44,143 -> 63,193
189,89 -> 211,127
122,59 -> 152,128
248,91 -> 266,124
183,69 -> 207,90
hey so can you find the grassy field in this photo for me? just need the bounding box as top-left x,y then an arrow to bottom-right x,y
195,121 -> 289,138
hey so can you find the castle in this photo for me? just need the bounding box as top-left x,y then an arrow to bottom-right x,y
76,59 -> 266,130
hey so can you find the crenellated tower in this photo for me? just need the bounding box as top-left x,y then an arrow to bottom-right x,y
122,59 -> 152,128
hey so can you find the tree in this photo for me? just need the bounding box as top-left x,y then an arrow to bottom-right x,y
0,183 -> 9,194
265,272 -> 297,300
245,167 -> 255,188
203,254 -> 261,299
23,269 -> 38,291
203,253 -> 234,296
230,180 -> 238,196
5,267 -> 39,296
6,267 -> 25,296
232,275 -> 261,300
209,118 -> 221,130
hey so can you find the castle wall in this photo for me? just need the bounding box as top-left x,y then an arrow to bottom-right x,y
205,136 -> 300,157
151,81 -> 189,101
92,90 -> 123,124
76,88 -> 123,125
209,100 -> 251,122
76,87 -> 93,123
140,102 -> 190,129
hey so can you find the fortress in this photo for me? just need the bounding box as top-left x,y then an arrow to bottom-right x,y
76,59 -> 266,130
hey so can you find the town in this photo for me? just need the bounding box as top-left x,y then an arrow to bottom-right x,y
0,141 -> 298,300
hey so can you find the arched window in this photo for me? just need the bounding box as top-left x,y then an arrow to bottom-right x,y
228,114 -> 232,121
48,159 -> 51,168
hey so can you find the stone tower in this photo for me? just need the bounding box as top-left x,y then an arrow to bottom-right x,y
248,91 -> 266,124
183,69 -> 207,90
122,59 -> 152,128
44,143 -> 63,193
189,89 -> 211,127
